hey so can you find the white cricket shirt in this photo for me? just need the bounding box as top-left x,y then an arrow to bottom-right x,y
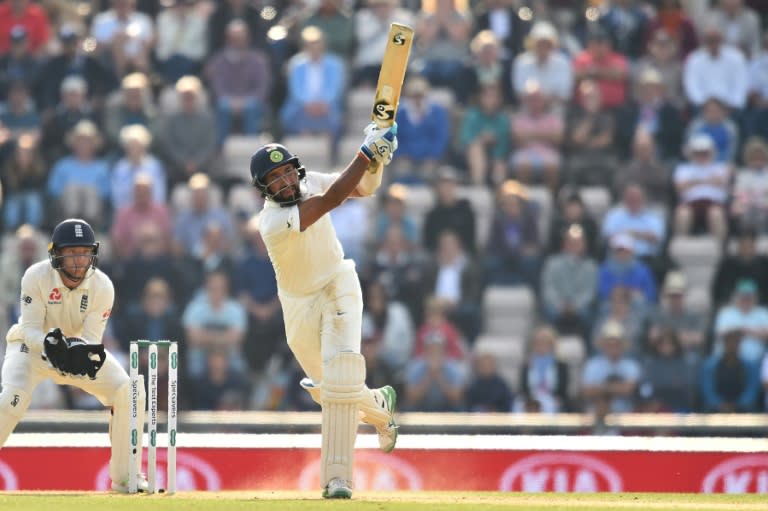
6,260 -> 115,353
258,171 -> 346,296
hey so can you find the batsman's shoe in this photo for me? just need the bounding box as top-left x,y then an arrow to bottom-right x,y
323,477 -> 353,499
111,474 -> 149,494
375,385 -> 398,453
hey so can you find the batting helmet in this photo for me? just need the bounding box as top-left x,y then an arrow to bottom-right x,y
249,143 -> 306,206
48,219 -> 99,281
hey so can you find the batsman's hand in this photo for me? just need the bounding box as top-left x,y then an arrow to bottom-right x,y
360,122 -> 398,165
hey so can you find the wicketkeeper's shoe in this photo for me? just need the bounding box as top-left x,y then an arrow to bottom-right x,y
322,477 -> 353,499
375,385 -> 398,453
111,474 -> 149,494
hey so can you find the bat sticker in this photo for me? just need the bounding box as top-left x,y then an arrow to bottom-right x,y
392,32 -> 407,45
373,100 -> 395,121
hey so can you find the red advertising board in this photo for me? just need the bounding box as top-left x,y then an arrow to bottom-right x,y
0,447 -> 766,493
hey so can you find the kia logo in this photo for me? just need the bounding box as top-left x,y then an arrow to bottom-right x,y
500,453 -> 623,492
0,460 -> 19,490
701,455 -> 768,493
95,451 -> 221,490
298,452 -> 422,490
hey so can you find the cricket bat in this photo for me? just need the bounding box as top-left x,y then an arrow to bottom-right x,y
369,22 -> 414,172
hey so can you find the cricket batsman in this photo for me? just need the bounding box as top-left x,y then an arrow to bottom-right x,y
0,218 -> 147,492
250,122 -> 399,498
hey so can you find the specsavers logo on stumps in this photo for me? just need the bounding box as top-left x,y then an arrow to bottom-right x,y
95,451 -> 222,491
298,452 -> 422,491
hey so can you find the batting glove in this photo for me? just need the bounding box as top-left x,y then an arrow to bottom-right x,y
360,122 -> 398,165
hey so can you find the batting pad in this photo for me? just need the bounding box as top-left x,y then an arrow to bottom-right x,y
320,352 -> 365,486
301,378 -> 390,428
0,387 -> 31,447
109,377 -> 145,485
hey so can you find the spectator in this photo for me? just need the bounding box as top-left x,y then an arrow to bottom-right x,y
103,72 -> 157,149
1,133 -> 46,229
39,76 -> 100,164
635,30 -> 686,108
91,0 -> 155,77
547,190 -> 600,257
157,76 -> 218,187
208,0 -> 271,53
700,329 -> 761,412
36,25 -> 115,112
597,233 -> 657,305
352,0 -> 415,86
649,271 -> 706,357
465,346 -> 513,412
510,81 -> 563,193
360,315 -> 399,393
731,137 -> 768,232
0,26 -> 41,100
46,120 -> 110,229
712,227 -> 768,307
413,0 -> 472,101
110,124 -> 166,212
189,347 -> 251,410
572,27 -> 630,110
110,173 -> 173,260
235,216 -> 284,373
686,97 -> 739,163
362,279 -> 415,373
466,30 -> 509,103
0,0 -> 51,56
714,279 -> 768,363
683,21 -> 748,111
423,166 -> 476,254
673,133 -> 730,242
374,183 -> 418,246
598,0 -> 649,60
474,0 -> 530,63
172,173 -> 236,258
459,82 -> 509,187
390,76 -> 451,182
330,197 -> 369,266
617,67 -> 684,162
708,0 -> 762,57
280,26 -> 343,138
194,221 -> 236,276
639,329 -> 699,412
602,183 -> 666,260
182,270 -> 248,379
745,33 -> 768,140
541,225 -> 598,336
485,180 -> 541,286
404,322 -> 466,412
512,21 -> 573,107
115,277 -> 184,353
422,231 -> 483,344
301,0 -> 355,59
581,320 -> 642,413
517,325 -> 570,413
645,0 -> 698,58
154,0 -> 207,83
0,80 -> 40,137
206,20 -> 270,143
564,80 -> 617,186
592,286 -> 647,354
613,131 -> 671,205
413,296 -> 467,362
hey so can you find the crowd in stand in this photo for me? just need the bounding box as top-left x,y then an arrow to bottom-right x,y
0,0 -> 767,421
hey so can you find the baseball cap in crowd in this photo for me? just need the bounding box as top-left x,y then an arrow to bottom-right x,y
610,233 -> 635,252
735,279 -> 758,296
662,271 -> 687,295
685,133 -> 715,155
10,26 -> 27,43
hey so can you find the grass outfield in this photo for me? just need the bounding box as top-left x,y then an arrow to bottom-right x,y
0,492 -> 766,511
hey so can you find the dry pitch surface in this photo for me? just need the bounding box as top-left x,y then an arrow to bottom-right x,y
0,492 -> 766,511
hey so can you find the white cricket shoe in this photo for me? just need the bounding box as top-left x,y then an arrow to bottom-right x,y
374,385 -> 398,453
323,477 -> 352,499
111,474 -> 149,493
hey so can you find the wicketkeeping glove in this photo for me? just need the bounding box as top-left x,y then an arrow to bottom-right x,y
43,327 -> 107,380
359,122 -> 398,165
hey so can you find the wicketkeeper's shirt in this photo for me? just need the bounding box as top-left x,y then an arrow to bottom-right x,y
6,260 -> 114,353
259,171 -> 347,297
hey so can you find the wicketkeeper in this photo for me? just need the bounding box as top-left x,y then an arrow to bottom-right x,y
0,218 -> 147,492
250,122 -> 399,498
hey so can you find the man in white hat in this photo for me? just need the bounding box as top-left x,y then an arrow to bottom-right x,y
513,21 -> 572,106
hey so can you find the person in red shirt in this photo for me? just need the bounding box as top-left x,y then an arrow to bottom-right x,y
0,0 -> 51,55
572,28 -> 629,110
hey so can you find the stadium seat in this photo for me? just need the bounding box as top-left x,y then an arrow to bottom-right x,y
483,285 -> 535,337
223,134 -> 273,179
527,186 -> 552,241
346,87 -> 375,127
580,186 -> 612,222
557,335 -> 586,400
281,134 -> 333,173
228,183 -> 263,219
669,235 -> 721,266
457,186 -> 494,249
686,285 -> 711,316
402,185 -> 435,236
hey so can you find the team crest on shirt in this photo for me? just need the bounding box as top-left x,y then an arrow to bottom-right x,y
80,294 -> 89,312
48,288 -> 62,304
